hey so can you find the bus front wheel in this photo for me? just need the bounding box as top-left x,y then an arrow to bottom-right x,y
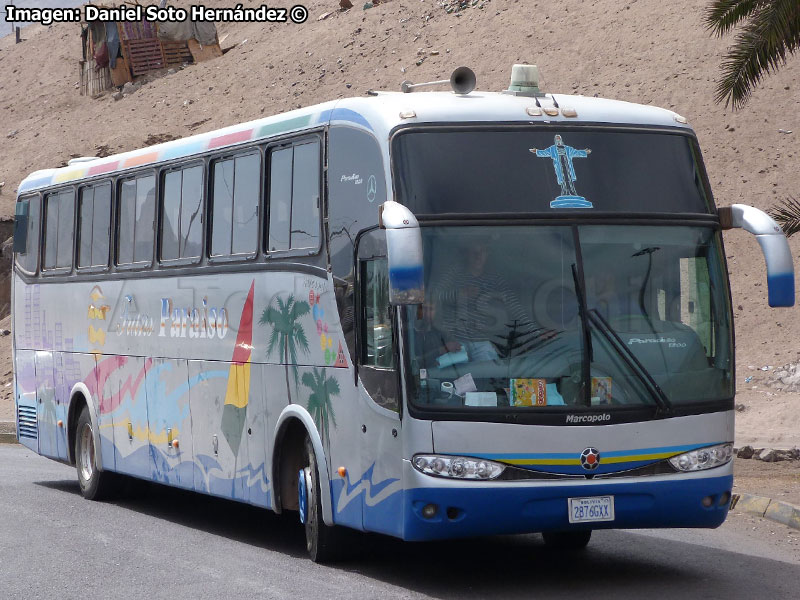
75,406 -> 116,501
302,437 -> 344,563
542,530 -> 592,550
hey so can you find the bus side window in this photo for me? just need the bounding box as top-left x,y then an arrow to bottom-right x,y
160,164 -> 204,262
42,189 -> 75,271
118,174 -> 155,266
359,255 -> 399,412
78,182 -> 111,269
267,138 -> 320,253
362,259 -> 394,368
14,196 -> 40,273
210,151 -> 260,257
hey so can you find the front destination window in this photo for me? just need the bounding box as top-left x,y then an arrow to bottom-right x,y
401,225 -> 732,413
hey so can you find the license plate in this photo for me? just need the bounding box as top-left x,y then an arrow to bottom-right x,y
568,496 -> 615,523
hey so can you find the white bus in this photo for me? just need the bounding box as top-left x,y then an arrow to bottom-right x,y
12,65 -> 794,561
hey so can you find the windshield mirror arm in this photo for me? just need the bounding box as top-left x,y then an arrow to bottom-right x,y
587,308 -> 673,415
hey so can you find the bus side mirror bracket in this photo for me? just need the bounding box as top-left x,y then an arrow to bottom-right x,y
379,201 -> 424,305
719,204 -> 795,307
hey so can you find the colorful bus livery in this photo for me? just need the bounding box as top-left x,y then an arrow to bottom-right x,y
13,65 -> 795,561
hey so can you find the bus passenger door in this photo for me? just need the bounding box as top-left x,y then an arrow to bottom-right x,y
357,249 -> 404,537
146,357 -> 193,490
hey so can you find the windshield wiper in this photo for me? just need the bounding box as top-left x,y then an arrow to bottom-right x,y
586,308 -> 673,416
570,263 -> 593,407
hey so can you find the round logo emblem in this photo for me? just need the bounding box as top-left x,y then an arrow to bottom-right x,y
580,447 -> 601,471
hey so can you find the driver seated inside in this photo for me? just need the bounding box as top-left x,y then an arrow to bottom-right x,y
426,241 -> 535,364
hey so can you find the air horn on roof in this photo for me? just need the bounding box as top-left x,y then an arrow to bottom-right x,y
400,66 -> 476,95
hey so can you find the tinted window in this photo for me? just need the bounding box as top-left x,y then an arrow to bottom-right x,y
393,129 -> 712,215
290,141 -> 320,249
211,151 -> 260,256
78,182 -> 111,268
160,165 -> 203,261
268,148 -> 292,252
15,196 -> 40,273
267,139 -> 320,253
118,174 -> 155,265
43,189 -> 75,270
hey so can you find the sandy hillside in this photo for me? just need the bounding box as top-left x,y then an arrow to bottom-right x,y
0,0 -> 798,444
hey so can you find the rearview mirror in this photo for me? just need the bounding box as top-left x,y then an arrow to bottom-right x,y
719,204 -> 795,307
378,201 -> 424,304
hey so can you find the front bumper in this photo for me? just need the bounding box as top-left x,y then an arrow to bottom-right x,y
399,463 -> 733,541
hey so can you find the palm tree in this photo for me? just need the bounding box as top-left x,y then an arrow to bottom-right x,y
769,195 -> 800,237
302,367 -> 339,442
705,1 -> 800,109
260,294 -> 310,401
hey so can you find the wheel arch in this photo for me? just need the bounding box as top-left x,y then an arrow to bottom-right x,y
67,382 -> 104,471
272,405 -> 334,525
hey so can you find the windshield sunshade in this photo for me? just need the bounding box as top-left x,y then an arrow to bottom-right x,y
393,128 -> 712,215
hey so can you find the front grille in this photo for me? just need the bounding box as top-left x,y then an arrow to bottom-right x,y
17,405 -> 37,439
498,460 -> 677,481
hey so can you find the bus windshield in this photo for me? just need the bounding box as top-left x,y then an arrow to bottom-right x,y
402,225 -> 733,412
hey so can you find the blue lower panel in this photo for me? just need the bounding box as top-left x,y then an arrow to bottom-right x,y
402,475 -> 732,541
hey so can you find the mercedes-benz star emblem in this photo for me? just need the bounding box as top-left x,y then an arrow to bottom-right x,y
367,174 -> 377,203
580,447 -> 601,470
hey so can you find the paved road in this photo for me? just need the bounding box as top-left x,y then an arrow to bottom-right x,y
2,445 -> 800,600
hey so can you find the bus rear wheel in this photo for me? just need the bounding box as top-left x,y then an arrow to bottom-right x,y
301,437 -> 344,563
75,406 -> 117,501
542,530 -> 592,550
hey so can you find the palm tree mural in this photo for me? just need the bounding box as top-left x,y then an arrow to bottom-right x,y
705,1 -> 800,109
260,294 -> 310,401
302,367 -> 339,443
769,195 -> 800,238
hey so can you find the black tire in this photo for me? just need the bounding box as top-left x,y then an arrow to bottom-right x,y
542,529 -> 592,550
303,437 -> 344,562
75,406 -> 117,501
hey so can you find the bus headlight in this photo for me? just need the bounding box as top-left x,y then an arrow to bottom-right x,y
668,443 -> 734,472
412,454 -> 506,480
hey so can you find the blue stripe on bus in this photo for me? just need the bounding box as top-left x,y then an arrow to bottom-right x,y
161,140 -> 207,161
317,107 -> 373,130
18,176 -> 52,193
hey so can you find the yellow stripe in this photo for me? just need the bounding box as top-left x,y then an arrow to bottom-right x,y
106,421 -> 179,445
501,451 -> 681,467
53,167 -> 87,183
603,452 -> 679,463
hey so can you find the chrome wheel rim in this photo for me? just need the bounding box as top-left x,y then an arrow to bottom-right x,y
78,422 -> 94,483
